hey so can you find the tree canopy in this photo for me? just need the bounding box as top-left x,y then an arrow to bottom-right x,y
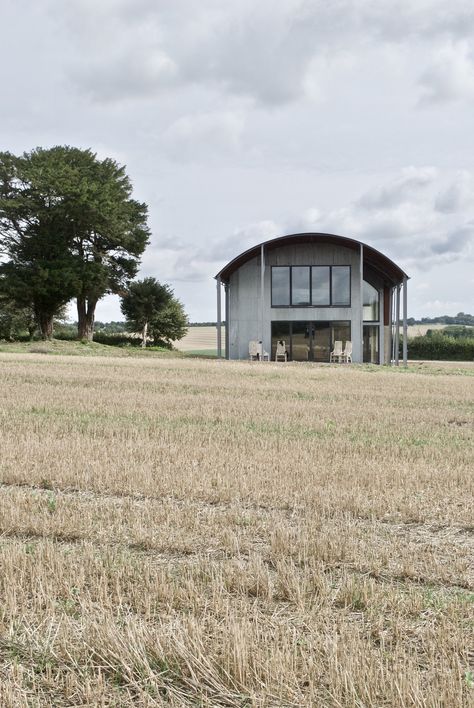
0,146 -> 150,339
120,277 -> 188,347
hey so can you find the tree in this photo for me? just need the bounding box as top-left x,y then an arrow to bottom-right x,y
0,150 -> 80,338
0,146 -> 150,341
0,279 -> 36,340
120,278 -> 188,347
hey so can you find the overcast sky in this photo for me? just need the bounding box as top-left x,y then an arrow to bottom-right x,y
2,0 -> 474,321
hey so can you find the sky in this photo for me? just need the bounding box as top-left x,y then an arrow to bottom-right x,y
1,0 -> 474,321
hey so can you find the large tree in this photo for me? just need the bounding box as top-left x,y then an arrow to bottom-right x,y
0,146 -> 150,340
120,278 -> 188,347
0,150 -> 80,338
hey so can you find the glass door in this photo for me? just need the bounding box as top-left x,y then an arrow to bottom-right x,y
311,322 -> 331,362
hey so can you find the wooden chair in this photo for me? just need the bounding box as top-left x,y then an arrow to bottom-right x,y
330,340 -> 343,363
275,340 -> 287,362
341,341 -> 352,363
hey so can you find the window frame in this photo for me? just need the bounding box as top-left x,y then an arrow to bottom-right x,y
271,265 -> 351,308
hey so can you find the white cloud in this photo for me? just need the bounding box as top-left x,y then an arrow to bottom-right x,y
418,41 -> 474,104
162,111 -> 245,162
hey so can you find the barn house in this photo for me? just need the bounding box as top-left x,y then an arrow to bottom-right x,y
215,233 -> 408,364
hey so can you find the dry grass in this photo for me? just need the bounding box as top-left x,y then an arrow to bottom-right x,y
0,353 -> 473,707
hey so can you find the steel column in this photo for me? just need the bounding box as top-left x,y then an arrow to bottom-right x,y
216,277 -> 222,358
260,244 -> 265,344
379,288 -> 385,365
360,243 -> 364,363
402,276 -> 408,366
395,284 -> 400,366
224,283 -> 230,360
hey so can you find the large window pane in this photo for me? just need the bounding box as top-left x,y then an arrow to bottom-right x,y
331,266 -> 351,306
272,267 -> 290,306
363,325 -> 379,363
312,322 -> 331,362
291,266 -> 310,305
311,266 -> 330,305
331,321 -> 351,350
363,281 -> 379,321
291,321 -> 310,361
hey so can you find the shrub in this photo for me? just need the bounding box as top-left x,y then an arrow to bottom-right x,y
407,332 -> 474,361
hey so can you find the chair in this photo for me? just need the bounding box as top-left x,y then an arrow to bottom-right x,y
249,340 -> 261,361
275,340 -> 287,362
341,340 -> 352,363
330,340 -> 343,363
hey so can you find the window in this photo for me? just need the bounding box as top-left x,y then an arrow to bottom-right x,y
331,266 -> 351,306
271,267 -> 290,306
311,266 -> 330,305
271,320 -> 351,362
271,265 -> 351,307
363,281 -> 379,321
363,325 -> 379,363
291,266 -> 310,305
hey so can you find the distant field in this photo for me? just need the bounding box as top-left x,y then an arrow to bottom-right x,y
0,352 -> 472,706
174,326 -> 223,353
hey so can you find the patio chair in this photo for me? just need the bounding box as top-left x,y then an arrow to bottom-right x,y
275,340 -> 287,362
249,340 -> 261,361
330,340 -> 343,363
341,340 -> 352,363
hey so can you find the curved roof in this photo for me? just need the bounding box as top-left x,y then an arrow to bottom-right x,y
215,232 -> 408,285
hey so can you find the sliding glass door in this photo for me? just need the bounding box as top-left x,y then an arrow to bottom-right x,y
271,321 -> 351,362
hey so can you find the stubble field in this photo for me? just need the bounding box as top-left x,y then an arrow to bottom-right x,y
0,352 -> 473,707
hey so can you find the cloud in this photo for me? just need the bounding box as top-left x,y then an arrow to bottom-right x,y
162,111 -> 245,162
55,0 -> 474,107
134,167 -> 474,292
435,171 -> 474,212
418,41 -> 474,104
207,220 -> 281,261
357,167 -> 437,210
430,223 -> 474,254
280,168 -> 474,268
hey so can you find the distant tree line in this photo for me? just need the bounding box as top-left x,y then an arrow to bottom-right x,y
406,312 -> 474,326
0,146 -> 187,345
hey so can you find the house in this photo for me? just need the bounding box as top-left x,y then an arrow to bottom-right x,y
215,232 -> 408,364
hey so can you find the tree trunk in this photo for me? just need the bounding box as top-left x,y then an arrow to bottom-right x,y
28,323 -> 37,341
77,297 -> 97,341
142,321 -> 148,348
36,312 -> 54,340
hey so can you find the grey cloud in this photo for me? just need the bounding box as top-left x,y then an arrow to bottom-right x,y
206,220 -> 281,261
55,0 -> 474,107
435,172 -> 474,213
357,167 -> 437,210
430,223 -> 474,254
73,48 -> 177,103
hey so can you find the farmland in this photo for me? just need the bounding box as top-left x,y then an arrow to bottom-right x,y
0,352 -> 473,706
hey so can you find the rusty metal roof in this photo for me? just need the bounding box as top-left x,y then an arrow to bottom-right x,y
215,232 -> 408,286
